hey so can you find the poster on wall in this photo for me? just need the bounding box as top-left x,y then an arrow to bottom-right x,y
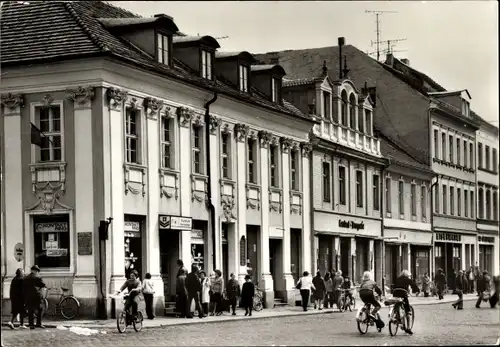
77,232 -> 93,255
45,241 -> 58,250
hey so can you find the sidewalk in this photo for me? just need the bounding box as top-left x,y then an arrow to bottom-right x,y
2,293 -> 478,330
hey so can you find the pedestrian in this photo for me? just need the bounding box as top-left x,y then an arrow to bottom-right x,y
124,258 -> 135,280
23,265 -> 46,329
467,266 -> 475,293
474,266 -> 481,296
476,271 -> 491,308
142,272 -> 156,319
333,270 -> 343,310
323,272 -> 334,309
296,271 -> 315,312
210,269 -> 224,316
452,270 -> 465,310
312,271 -> 325,310
241,275 -> 255,316
175,268 -> 188,318
8,268 -> 26,330
489,275 -> 499,308
435,268 -> 446,300
461,270 -> 468,294
199,271 -> 211,317
422,273 -> 431,298
176,259 -> 187,278
449,268 -> 457,293
185,264 -> 204,319
341,276 -> 354,304
226,273 -> 241,316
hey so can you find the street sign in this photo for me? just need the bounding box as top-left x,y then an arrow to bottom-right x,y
14,242 -> 24,262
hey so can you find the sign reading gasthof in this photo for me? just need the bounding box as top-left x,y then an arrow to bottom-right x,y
159,215 -> 192,231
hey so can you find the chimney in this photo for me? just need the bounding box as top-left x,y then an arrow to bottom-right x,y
401,58 -> 410,66
385,53 -> 394,66
338,37 -> 345,79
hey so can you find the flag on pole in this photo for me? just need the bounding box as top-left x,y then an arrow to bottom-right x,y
30,122 -> 43,147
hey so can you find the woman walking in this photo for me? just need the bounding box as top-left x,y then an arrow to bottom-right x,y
296,271 -> 315,312
323,272 -> 334,309
422,273 -> 431,298
452,270 -> 465,310
200,271 -> 211,317
142,273 -> 156,319
176,269 -> 188,318
241,275 -> 255,316
7,268 -> 26,329
210,270 -> 224,316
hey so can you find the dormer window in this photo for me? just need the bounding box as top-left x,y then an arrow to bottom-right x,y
201,50 -> 213,80
239,65 -> 249,92
271,77 -> 280,103
462,99 -> 470,118
157,33 -> 170,65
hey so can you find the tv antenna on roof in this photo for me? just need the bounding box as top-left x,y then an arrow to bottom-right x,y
365,10 -> 398,61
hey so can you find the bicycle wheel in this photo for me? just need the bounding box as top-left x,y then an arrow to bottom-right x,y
388,305 -> 399,336
60,296 -> 80,320
117,311 -> 127,333
409,305 -> 415,329
133,311 -> 143,332
253,296 -> 263,312
349,297 -> 356,312
41,298 -> 48,317
356,309 -> 369,334
338,296 -> 346,312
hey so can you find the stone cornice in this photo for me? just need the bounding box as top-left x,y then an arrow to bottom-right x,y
66,86 -> 95,107
280,137 -> 293,153
107,87 -> 128,109
144,97 -> 163,119
209,115 -> 221,134
234,123 -> 249,142
177,107 -> 194,127
301,142 -> 313,157
258,130 -> 272,148
0,93 -> 24,110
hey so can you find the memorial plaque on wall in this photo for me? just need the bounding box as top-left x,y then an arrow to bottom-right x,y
240,236 -> 246,266
78,232 -> 93,255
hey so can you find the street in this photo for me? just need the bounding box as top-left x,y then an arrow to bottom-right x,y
2,300 -> 499,346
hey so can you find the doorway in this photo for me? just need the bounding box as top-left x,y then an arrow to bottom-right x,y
340,238 -> 350,277
269,238 -> 282,297
160,230 -> 180,302
246,226 -> 259,285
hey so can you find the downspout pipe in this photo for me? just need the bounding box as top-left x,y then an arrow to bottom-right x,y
430,176 -> 439,277
381,158 -> 391,294
204,92 -> 218,269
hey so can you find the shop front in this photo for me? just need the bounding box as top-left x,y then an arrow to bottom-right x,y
124,217 -> 143,279
478,234 -> 496,275
433,231 -> 476,279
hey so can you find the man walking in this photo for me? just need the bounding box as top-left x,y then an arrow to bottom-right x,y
332,271 -> 343,310
23,265 -> 46,329
227,273 -> 241,315
185,265 -> 204,319
435,268 -> 446,300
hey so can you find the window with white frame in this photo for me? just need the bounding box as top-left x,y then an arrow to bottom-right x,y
359,110 -> 365,133
457,188 -> 462,217
441,132 -> 446,160
398,180 -> 404,216
478,187 -> 484,219
456,138 -> 461,166
450,187 -> 455,215
442,184 -> 447,214
271,78 -> 280,103
221,132 -> 231,179
161,115 -> 174,169
470,191 -> 474,218
322,91 -> 331,119
485,145 -> 490,170
493,191 -> 498,221
339,166 -> 346,205
34,214 -> 70,268
323,162 -> 331,202
247,139 -> 257,183
125,108 -> 140,164
411,183 -> 416,217
434,184 -> 440,213
239,65 -> 249,92
365,110 -> 372,136
448,135 -> 454,163
349,94 -> 356,130
356,170 -> 363,208
469,143 -> 474,169
433,129 -> 439,158
385,177 -> 391,214
156,33 -> 170,65
493,148 -> 498,173
373,174 -> 380,211
478,142 -> 483,168
421,185 -> 427,219
192,125 -> 203,174
269,144 -> 279,187
464,189 -> 468,218
341,91 -> 348,126
486,189 -> 491,220
463,140 -> 468,167
201,50 -> 212,80
37,105 -> 63,162
290,149 -> 299,190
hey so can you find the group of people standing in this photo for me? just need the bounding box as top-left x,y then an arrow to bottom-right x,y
175,260 -> 255,318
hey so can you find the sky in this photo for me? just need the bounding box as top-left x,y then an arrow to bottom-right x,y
113,1 -> 498,125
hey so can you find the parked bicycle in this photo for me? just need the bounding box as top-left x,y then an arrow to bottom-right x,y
38,287 -> 80,320
337,289 -> 356,312
110,294 -> 143,333
355,295 -> 383,334
253,283 -> 263,312
384,289 -> 415,336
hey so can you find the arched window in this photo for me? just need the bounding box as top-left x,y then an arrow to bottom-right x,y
349,93 -> 356,129
341,90 -> 348,126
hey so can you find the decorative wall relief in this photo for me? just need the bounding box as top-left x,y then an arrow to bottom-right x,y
234,123 -> 249,142
124,164 -> 147,196
258,130 -> 272,148
41,94 -> 54,108
246,183 -> 260,210
269,188 -> 282,213
280,137 -> 293,154
220,180 -> 236,222
66,86 -> 95,106
144,97 -> 163,120
0,93 -> 24,110
301,142 -> 313,157
191,174 -> 208,203
290,191 -> 303,215
209,115 -> 221,134
107,88 -> 128,109
159,169 -> 179,199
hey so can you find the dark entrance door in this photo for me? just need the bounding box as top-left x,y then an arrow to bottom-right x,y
160,230 -> 179,302
340,238 -> 350,277
247,226 -> 259,285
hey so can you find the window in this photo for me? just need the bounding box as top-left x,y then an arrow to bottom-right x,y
34,214 -> 70,268
448,135 -> 454,163
464,189 -> 468,217
478,188 -> 484,219
373,174 -> 380,210
37,105 -> 62,162
356,170 -> 363,207
349,94 -> 356,129
457,188 -> 461,217
485,145 -> 490,170
470,191 -> 474,218
456,138 -> 461,165
385,177 -> 392,214
433,130 -> 439,158
421,186 -> 427,219
441,133 -> 446,160
239,65 -> 249,92
434,184 -> 439,213
478,143 -> 483,168
339,166 -> 346,205
290,150 -> 298,190
442,185 -> 447,214
161,116 -> 173,169
192,126 -> 202,174
359,110 -> 365,133
269,145 -> 278,187
221,133 -> 230,179
271,78 -> 280,103
450,187 -> 454,215
493,148 -> 498,173
411,184 -> 416,217
125,108 -> 139,164
463,140 -> 468,168
247,139 -> 256,183
486,190 -> 491,220
323,162 -> 331,202
398,181 -> 404,216
493,191 -> 498,221
201,50 -> 212,80
322,91 -> 331,119
156,33 -> 169,65
469,143 -> 474,169
365,110 -> 372,136
341,91 -> 348,126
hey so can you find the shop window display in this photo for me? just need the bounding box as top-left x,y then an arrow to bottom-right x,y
34,214 -> 70,268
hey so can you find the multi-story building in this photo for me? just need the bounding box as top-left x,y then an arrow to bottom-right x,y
0,1 -> 316,316
475,118 -> 499,275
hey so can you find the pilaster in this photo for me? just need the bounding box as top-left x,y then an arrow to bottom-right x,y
209,115 -> 221,271
67,86 -> 98,298
368,239 -> 375,279
301,142 -> 312,275
334,236 -> 340,272
350,237 -> 357,282
235,123 -> 249,284
281,137 -> 294,304
461,242 -> 466,271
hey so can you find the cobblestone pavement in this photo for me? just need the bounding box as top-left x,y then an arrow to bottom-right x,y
2,300 -> 499,346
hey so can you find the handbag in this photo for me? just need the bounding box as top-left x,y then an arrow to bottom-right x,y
482,291 -> 491,301
296,279 -> 302,290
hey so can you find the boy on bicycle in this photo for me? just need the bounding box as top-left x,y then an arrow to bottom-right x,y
116,270 -> 142,320
393,269 -> 420,335
358,271 -> 385,332
341,276 -> 354,303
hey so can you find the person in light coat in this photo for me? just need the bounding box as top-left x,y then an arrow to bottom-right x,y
199,271 -> 211,317
296,271 -> 315,312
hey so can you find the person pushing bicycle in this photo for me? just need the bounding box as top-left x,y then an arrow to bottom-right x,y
393,269 -> 420,335
115,270 -> 142,320
358,271 -> 385,331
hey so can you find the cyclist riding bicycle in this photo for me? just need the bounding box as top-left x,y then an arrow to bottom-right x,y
393,269 -> 420,335
115,270 -> 142,319
358,271 -> 385,331
341,276 -> 354,303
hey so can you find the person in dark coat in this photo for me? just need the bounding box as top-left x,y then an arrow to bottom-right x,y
434,268 -> 447,300
176,259 -> 187,278
476,271 -> 491,308
452,270 -> 465,310
489,275 -> 500,308
185,265 -> 204,319
8,268 -> 26,329
241,275 -> 255,316
175,268 -> 188,318
23,265 -> 46,329
226,273 -> 241,315
449,269 -> 457,293
312,271 -> 326,310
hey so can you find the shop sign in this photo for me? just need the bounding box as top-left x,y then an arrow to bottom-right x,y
191,229 -> 204,240
435,232 -> 461,242
46,248 -> 68,257
14,243 -> 24,262
159,215 -> 192,231
478,236 -> 495,243
124,221 -> 141,238
338,220 -> 365,231
35,222 -> 68,233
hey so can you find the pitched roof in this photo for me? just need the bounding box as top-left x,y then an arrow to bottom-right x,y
0,1 -> 311,122
379,133 -> 432,173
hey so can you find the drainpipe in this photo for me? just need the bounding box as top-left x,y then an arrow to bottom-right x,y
381,158 -> 391,295
430,176 -> 439,276
204,92 -> 218,269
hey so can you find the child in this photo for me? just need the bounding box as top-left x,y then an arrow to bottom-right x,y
142,273 -> 155,319
241,275 -> 255,316
341,276 -> 354,304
